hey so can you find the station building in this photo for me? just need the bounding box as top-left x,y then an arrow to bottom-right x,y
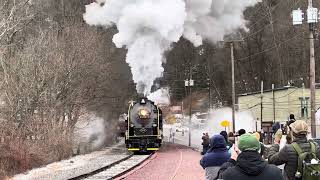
237,85 -> 320,137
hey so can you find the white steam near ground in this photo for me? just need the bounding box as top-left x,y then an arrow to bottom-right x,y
84,0 -> 261,95
206,107 -> 256,134
164,107 -> 256,149
73,113 -> 106,154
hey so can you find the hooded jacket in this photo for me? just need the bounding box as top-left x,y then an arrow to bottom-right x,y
200,135 -> 231,169
218,151 -> 283,180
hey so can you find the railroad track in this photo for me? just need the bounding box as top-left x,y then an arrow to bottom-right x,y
71,153 -> 153,180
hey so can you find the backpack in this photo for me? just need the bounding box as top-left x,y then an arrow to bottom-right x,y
292,142 -> 320,180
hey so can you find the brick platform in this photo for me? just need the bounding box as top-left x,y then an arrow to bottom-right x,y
118,143 -> 205,180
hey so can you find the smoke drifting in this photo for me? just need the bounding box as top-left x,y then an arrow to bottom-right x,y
74,113 -> 106,153
84,0 -> 260,95
147,88 -> 170,105
206,108 -> 256,133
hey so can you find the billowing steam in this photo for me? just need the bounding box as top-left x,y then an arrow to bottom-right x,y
206,108 -> 256,133
147,88 -> 170,105
84,0 -> 260,95
74,113 -> 106,153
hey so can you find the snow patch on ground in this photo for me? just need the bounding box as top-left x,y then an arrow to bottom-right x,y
12,141 -> 128,180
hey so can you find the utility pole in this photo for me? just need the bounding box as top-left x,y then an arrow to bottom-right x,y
309,0 -> 317,137
222,36 -> 243,133
272,84 -> 276,123
231,42 -> 236,133
208,78 -> 211,110
292,0 -> 318,138
260,81 -> 264,130
185,65 -> 194,146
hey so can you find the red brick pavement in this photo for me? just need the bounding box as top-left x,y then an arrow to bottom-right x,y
117,143 -> 205,180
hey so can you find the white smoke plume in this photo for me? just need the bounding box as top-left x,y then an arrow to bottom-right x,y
74,113 -> 106,153
84,0 -> 260,95
147,88 -> 170,105
206,107 -> 256,133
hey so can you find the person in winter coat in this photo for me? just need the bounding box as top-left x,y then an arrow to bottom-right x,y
268,120 -> 320,180
201,133 -> 210,155
220,131 -> 233,149
228,132 -> 235,144
200,134 -> 231,180
217,133 -> 283,180
285,114 -> 296,144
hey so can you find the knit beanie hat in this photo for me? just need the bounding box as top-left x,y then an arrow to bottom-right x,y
290,120 -> 308,135
238,133 -> 260,152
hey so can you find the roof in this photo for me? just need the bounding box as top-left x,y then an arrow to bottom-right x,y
238,86 -> 297,97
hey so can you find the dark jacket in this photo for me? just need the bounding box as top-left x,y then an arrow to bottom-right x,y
200,135 -> 231,169
272,122 -> 281,134
202,133 -> 210,155
268,135 -> 320,180
218,151 -> 283,180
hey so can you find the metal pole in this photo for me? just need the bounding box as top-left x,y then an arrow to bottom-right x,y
272,84 -> 276,123
260,81 -> 264,130
208,79 -> 211,110
189,66 -> 192,146
231,42 -> 236,133
310,24 -> 316,138
307,0 -> 316,137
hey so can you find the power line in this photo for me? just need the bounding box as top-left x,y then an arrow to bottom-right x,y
242,0 -> 303,40
235,30 -> 306,62
245,0 -> 283,31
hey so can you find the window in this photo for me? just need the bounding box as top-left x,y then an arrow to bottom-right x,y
299,97 -> 309,118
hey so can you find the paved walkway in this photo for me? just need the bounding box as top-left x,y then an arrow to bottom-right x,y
118,143 -> 205,180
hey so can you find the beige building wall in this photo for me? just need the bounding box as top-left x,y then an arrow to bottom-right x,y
238,87 -> 320,124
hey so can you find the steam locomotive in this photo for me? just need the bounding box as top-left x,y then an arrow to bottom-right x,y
125,98 -> 163,152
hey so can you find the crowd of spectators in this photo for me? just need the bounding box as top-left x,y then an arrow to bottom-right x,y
199,116 -> 320,180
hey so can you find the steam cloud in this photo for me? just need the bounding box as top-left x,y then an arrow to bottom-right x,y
147,88 -> 170,105
84,0 -> 260,95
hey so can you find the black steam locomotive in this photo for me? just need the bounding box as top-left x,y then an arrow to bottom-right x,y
125,98 -> 163,152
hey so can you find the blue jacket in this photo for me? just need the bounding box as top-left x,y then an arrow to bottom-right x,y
200,135 -> 231,169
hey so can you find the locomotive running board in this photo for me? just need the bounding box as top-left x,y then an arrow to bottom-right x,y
128,148 -> 159,151
128,148 -> 140,151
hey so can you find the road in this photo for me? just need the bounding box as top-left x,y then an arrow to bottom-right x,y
117,143 -> 205,180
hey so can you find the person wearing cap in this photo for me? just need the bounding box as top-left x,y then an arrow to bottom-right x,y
200,134 -> 230,180
285,114 -> 296,144
268,120 -> 320,180
238,129 -> 246,136
217,133 -> 283,180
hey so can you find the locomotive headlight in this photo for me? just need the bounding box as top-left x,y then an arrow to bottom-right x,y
139,109 -> 150,119
130,124 -> 134,127
152,124 -> 157,127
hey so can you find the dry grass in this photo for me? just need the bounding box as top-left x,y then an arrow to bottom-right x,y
0,135 -> 73,177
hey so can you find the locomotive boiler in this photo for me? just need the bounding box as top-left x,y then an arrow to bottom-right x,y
125,98 -> 163,152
